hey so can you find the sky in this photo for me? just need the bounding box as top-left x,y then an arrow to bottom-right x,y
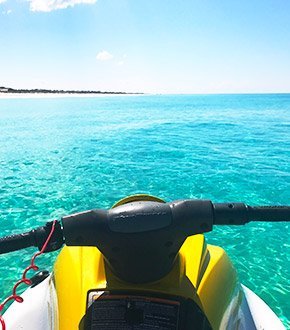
0,0 -> 290,94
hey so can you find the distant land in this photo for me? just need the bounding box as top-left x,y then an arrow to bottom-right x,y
0,86 -> 142,95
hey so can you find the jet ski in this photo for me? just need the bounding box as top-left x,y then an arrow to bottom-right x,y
0,195 -> 289,329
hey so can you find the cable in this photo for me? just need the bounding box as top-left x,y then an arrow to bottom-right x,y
0,220 -> 57,330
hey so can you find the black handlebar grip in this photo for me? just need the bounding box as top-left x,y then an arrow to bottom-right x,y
213,203 -> 290,225
0,231 -> 35,254
213,203 -> 249,225
0,221 -> 64,255
248,206 -> 290,222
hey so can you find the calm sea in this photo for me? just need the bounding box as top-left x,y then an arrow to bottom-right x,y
0,94 -> 289,326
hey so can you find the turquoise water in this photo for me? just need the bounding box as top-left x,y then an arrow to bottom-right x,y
0,94 -> 289,326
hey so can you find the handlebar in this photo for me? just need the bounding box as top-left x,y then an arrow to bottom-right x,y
248,206 -> 290,222
1,200 -> 290,256
213,203 -> 290,224
0,221 -> 63,255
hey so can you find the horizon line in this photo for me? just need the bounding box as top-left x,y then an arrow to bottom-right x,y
1,86 -> 290,96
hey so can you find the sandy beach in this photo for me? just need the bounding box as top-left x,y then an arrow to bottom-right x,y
0,93 -> 137,99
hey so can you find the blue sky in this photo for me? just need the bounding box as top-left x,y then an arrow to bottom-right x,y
0,0 -> 290,93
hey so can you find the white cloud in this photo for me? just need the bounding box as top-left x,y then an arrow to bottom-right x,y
0,0 -> 7,4
29,0 -> 97,12
96,50 -> 113,61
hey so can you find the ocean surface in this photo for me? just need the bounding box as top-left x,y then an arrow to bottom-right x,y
0,94 -> 289,327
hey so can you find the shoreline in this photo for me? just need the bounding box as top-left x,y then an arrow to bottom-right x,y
0,92 -> 141,99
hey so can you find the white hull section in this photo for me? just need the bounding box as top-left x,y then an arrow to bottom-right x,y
214,284 -> 284,330
239,284 -> 285,330
3,274 -> 58,330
